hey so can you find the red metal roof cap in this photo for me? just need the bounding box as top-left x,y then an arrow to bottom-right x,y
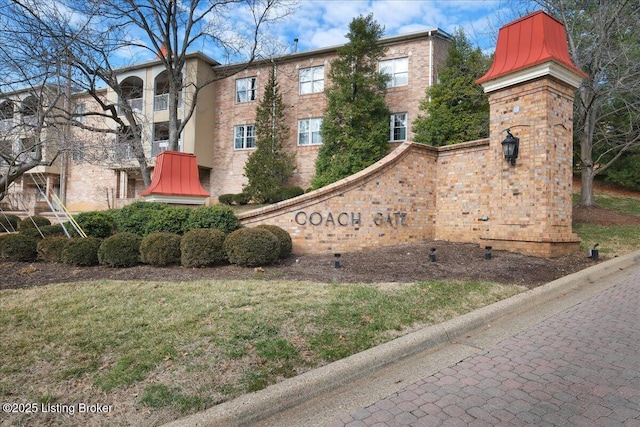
140,151 -> 210,197
477,10 -> 587,84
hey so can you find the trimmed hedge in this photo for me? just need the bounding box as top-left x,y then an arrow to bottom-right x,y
0,214 -> 20,232
115,201 -> 168,236
224,227 -> 279,267
140,232 -> 182,266
98,232 -> 142,267
62,237 -> 102,266
37,236 -> 69,263
18,215 -> 51,230
145,206 -> 191,235
218,194 -> 234,205
74,211 -> 116,238
0,234 -> 38,262
279,186 -> 305,202
185,205 -> 241,234
232,192 -> 251,205
40,224 -> 67,238
256,224 -> 292,259
180,228 -> 226,268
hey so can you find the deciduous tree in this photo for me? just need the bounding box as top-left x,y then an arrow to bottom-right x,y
531,0 -> 640,206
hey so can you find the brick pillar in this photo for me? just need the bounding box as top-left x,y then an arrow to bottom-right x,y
476,11 -> 587,257
480,77 -> 581,257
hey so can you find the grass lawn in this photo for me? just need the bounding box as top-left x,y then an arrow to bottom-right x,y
573,192 -> 640,256
1,280 -> 520,425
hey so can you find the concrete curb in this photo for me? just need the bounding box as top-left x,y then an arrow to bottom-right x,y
164,250 -> 640,427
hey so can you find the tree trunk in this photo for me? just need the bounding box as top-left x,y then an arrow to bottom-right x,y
580,165 -> 595,207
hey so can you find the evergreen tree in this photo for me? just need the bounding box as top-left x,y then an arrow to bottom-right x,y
412,28 -> 490,146
311,14 -> 391,189
244,66 -> 295,203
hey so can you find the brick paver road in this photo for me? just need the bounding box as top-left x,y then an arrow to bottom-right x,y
330,271 -> 640,426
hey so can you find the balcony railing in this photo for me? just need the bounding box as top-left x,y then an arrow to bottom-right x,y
151,140 -> 169,157
21,115 -> 38,127
127,98 -> 143,112
0,119 -> 13,132
114,143 -> 135,160
153,93 -> 182,111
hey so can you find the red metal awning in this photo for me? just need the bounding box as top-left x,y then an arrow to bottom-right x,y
477,10 -> 587,85
141,151 -> 209,203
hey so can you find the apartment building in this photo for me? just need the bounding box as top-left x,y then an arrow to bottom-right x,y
1,28 -> 451,214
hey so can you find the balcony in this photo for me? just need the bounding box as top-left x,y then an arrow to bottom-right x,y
153,93 -> 182,112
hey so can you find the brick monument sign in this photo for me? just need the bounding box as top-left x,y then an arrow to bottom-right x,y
239,11 -> 586,258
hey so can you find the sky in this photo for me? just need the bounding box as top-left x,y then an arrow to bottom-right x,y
268,0 -> 532,56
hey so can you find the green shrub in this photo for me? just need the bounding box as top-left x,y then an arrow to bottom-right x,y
232,192 -> 251,205
0,234 -> 38,261
115,201 -> 168,236
98,233 -> 142,267
140,232 -> 182,266
218,194 -> 234,205
279,186 -> 305,202
180,228 -> 227,268
185,205 -> 242,234
40,224 -> 67,237
18,215 -> 51,230
256,224 -> 292,259
37,236 -> 70,263
74,211 -> 116,238
0,234 -> 12,251
19,228 -> 44,240
145,206 -> 191,235
62,237 -> 102,266
0,214 -> 20,232
224,227 -> 279,267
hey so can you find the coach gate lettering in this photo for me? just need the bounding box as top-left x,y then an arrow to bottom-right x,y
294,211 -> 407,227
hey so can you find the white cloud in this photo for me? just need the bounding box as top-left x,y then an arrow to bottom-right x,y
276,0 -> 522,54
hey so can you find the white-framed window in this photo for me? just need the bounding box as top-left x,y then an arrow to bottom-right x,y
299,65 -> 324,94
234,124 -> 255,149
298,118 -> 323,145
73,103 -> 86,124
390,113 -> 407,142
236,77 -> 257,103
379,57 -> 408,87
71,140 -> 85,161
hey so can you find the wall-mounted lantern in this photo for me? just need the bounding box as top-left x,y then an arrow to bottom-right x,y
502,129 -> 519,166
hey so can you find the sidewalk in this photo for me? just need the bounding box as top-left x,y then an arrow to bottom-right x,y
164,249 -> 640,427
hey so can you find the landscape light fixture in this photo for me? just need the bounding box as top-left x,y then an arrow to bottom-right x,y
502,129 -> 519,166
334,253 -> 341,268
485,246 -> 492,260
429,247 -> 437,262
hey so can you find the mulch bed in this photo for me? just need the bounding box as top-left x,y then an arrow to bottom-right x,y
1,205 -> 638,291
